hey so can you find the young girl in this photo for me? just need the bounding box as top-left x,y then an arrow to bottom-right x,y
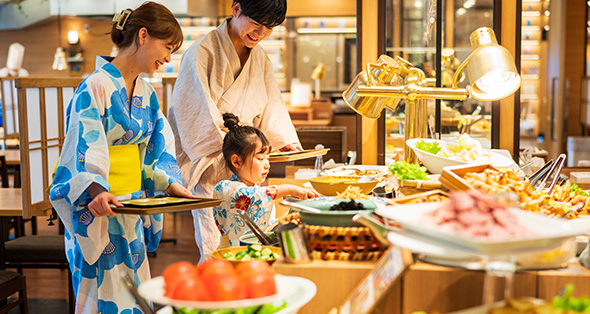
49,2 -> 192,313
212,113 -> 318,247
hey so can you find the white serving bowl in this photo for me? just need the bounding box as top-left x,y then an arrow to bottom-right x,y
406,138 -> 514,174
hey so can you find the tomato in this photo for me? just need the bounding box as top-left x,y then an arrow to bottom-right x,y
171,275 -> 211,301
240,271 -> 277,298
197,259 -> 237,280
162,261 -> 198,297
235,260 -> 275,277
206,273 -> 247,301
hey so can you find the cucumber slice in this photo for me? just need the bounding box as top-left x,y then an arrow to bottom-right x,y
249,244 -> 262,252
235,250 -> 248,259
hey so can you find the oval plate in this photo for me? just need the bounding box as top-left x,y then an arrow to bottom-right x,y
291,197 -> 381,227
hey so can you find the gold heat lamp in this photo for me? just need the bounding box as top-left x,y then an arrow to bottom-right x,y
342,27 -> 521,163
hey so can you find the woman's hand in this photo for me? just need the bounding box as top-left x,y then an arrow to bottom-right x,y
87,191 -> 120,217
166,182 -> 195,198
279,142 -> 303,152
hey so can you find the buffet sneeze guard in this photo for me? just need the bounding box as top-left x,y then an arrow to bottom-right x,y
342,27 -> 522,163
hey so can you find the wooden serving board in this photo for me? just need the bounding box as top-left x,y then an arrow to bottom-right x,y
110,197 -> 223,215
440,164 -> 500,191
390,189 -> 449,205
269,148 -> 330,162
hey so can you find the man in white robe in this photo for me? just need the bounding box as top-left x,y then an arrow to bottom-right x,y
168,0 -> 301,259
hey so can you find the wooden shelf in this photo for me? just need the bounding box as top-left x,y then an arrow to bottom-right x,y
522,74 -> 540,80
522,54 -> 540,61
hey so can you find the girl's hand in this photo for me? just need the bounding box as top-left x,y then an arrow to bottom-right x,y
279,143 -> 303,152
87,191 -> 120,217
288,185 -> 319,200
166,182 -> 195,198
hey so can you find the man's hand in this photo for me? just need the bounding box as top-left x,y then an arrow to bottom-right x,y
279,143 -> 303,152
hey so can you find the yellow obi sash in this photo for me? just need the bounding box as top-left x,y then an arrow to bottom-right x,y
107,144 -> 142,197
49,144 -> 142,197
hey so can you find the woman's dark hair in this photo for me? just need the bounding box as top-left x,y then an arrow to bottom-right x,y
233,0 -> 287,29
222,113 -> 271,174
111,1 -> 183,53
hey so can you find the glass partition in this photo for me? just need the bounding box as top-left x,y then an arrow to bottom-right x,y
383,0 -> 494,163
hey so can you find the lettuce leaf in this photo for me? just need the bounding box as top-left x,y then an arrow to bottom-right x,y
389,161 -> 429,180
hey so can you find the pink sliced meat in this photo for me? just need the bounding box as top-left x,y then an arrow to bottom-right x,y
421,191 -> 534,240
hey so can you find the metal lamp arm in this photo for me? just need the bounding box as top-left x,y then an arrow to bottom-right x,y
357,85 -> 470,102
452,52 -> 473,89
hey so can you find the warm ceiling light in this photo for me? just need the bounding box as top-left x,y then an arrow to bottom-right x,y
464,0 -> 476,9
67,30 -> 79,45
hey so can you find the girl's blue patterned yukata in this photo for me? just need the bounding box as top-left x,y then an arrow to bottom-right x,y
50,56 -> 182,314
213,174 -> 278,247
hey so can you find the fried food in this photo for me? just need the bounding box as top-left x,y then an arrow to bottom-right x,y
460,169 -> 588,219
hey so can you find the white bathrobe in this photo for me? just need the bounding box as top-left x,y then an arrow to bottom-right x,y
168,19 -> 299,259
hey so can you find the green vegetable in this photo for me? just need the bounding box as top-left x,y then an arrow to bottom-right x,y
415,140 -> 443,155
249,244 -> 262,252
235,250 -> 248,259
552,284 -> 590,312
571,184 -> 590,197
223,244 -> 276,261
173,302 -> 288,314
389,161 -> 429,180
261,248 -> 272,256
223,252 -> 236,260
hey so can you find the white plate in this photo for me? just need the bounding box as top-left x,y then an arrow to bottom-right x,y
376,202 -> 589,256
323,165 -> 389,177
406,138 -> 515,174
139,274 -> 297,309
155,275 -> 317,314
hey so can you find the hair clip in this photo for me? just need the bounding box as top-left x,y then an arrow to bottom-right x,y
113,9 -> 132,30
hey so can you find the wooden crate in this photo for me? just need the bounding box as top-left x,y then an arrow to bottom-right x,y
294,126 -> 347,165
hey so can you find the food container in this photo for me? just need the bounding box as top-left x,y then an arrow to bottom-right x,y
211,246 -> 282,266
440,164 -> 501,191
390,189 -> 449,204
238,232 -> 277,246
398,177 -> 443,196
309,176 -> 378,196
516,237 -> 578,269
287,198 -> 379,227
406,138 -> 514,174
322,165 -> 390,179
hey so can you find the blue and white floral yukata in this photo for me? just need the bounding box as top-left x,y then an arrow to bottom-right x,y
213,174 -> 278,247
50,56 -> 183,314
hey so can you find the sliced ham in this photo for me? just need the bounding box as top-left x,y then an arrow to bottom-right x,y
421,190 -> 534,240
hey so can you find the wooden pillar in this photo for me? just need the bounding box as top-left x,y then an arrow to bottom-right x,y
357,0 -> 382,165
496,0 -> 521,157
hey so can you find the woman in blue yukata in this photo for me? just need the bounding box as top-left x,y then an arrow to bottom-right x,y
213,113 -> 319,247
49,2 -> 193,313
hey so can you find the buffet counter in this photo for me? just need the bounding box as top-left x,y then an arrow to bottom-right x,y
403,261 -> 590,314
271,253 -> 590,314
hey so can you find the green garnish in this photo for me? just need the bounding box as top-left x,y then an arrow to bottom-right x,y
389,161 -> 429,180
571,184 -> 590,197
552,284 -> 590,312
415,140 -> 443,155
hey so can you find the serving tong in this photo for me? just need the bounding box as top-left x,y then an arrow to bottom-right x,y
237,210 -> 280,247
530,153 -> 567,196
122,274 -> 155,314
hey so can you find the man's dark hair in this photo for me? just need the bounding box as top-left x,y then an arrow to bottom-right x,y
233,0 -> 287,28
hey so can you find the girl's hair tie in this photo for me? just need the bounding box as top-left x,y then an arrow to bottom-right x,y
113,9 -> 132,30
